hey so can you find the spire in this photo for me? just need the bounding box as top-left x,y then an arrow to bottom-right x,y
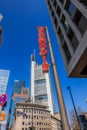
31,50 -> 36,61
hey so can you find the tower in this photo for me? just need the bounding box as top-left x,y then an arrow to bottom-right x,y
9,80 -> 28,128
30,55 -> 54,115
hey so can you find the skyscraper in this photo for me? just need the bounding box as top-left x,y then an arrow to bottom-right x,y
30,55 -> 54,115
13,80 -> 25,94
46,0 -> 87,77
0,69 -> 10,95
9,80 -> 28,128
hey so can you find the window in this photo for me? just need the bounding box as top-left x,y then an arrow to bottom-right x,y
62,42 -> 71,62
59,0 -> 64,4
26,109 -> 28,113
22,128 -> 24,130
61,15 -> 70,32
56,6 -> 61,17
51,9 -> 54,17
67,27 -> 79,50
67,1 -> 76,17
35,95 -> 48,101
54,17 -> 58,28
58,27 -> 64,43
79,0 -> 87,6
53,0 -> 57,7
22,122 -> 24,125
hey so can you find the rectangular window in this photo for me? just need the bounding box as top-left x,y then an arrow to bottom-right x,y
51,9 -> 54,17
67,1 -> 76,17
58,27 -> 64,43
61,15 -> 70,32
63,42 -> 71,62
67,27 -> 79,50
54,17 -> 58,28
53,0 -> 57,7
47,0 -> 52,10
35,94 -> 48,101
56,6 -> 61,17
59,0 -> 64,4
22,122 -> 24,125
79,0 -> 87,6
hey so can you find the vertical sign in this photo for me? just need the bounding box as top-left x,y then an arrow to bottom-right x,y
37,26 -> 49,72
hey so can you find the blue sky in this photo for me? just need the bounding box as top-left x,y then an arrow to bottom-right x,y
0,0 -> 87,121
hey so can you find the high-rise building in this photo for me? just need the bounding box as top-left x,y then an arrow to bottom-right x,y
30,55 -> 54,115
9,80 -> 28,128
13,80 -> 25,94
46,0 -> 87,77
0,69 -> 10,95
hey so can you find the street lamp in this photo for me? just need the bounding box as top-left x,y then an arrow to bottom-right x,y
67,86 -> 81,130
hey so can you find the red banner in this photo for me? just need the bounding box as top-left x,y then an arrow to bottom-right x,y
38,26 -> 49,72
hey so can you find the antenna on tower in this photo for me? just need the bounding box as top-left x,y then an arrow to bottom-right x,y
34,49 -> 36,61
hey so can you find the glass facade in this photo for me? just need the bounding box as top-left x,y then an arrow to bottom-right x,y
0,69 -> 10,95
34,65 -> 48,105
13,80 -> 25,94
9,80 -> 26,128
9,97 -> 27,127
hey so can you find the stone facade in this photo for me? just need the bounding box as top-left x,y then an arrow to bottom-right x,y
46,0 -> 87,77
11,102 -> 62,130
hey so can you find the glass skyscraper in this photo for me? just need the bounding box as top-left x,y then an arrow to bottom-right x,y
13,80 -> 25,94
9,80 -> 28,128
0,69 -> 10,95
31,55 -> 54,115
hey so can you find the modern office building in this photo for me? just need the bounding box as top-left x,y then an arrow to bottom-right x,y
0,26 -> 2,46
0,69 -> 10,95
9,80 -> 28,128
30,55 -> 54,115
11,102 -> 62,130
46,0 -> 87,77
13,80 -> 25,94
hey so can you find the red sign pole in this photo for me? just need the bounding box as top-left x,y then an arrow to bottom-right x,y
37,26 -> 49,72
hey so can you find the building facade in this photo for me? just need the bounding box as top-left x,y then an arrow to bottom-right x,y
78,113 -> 87,130
51,115 -> 62,130
0,69 -> 10,95
9,80 -> 28,128
30,55 -> 54,115
46,0 -> 87,77
12,102 -> 62,130
13,80 -> 25,94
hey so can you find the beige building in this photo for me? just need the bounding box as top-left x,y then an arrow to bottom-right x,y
12,102 -> 62,130
51,115 -> 62,130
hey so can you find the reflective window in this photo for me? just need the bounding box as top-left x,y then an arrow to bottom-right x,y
67,1 -> 76,17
